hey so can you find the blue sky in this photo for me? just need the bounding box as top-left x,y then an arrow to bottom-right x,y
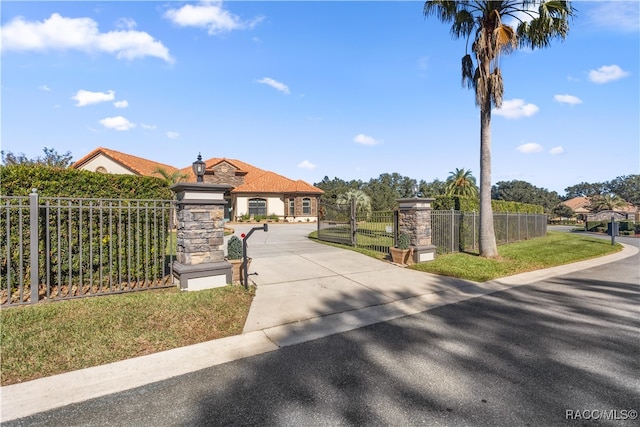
1,1 -> 638,195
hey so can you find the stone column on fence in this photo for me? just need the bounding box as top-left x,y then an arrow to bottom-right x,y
171,183 -> 232,291
397,197 -> 437,263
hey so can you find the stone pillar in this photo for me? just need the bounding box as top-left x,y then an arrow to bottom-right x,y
171,183 -> 232,291
397,197 -> 437,263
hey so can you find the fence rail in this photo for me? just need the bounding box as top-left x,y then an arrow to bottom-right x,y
318,200 -> 548,257
431,210 -> 547,254
1,192 -> 176,306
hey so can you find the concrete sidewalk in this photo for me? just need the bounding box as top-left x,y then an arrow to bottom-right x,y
1,224 -> 638,422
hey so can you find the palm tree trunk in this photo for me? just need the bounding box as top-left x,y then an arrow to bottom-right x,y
479,97 -> 498,257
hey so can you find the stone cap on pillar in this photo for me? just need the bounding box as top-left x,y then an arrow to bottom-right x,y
396,197 -> 435,210
171,183 -> 232,205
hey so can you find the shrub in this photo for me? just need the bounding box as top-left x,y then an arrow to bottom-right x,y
397,232 -> 410,250
619,221 -> 634,232
635,224 -> 640,234
227,235 -> 243,260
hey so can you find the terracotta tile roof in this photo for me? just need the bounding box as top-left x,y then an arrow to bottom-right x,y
72,147 -> 179,177
180,157 -> 323,194
562,197 -> 590,213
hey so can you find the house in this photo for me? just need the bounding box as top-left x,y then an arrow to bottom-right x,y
561,196 -> 639,222
72,147 -> 324,222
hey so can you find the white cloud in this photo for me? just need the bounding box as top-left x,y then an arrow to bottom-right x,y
141,123 -> 156,130
554,94 -> 582,105
164,1 -> 263,35
493,99 -> 539,119
549,146 -> 565,155
297,160 -> 317,170
587,3 -> 639,33
113,100 -> 128,108
167,131 -> 180,139
0,13 -> 173,63
517,143 -> 543,153
114,17 -> 137,31
354,134 -> 382,146
588,65 -> 630,84
72,89 -> 115,106
99,116 -> 135,131
39,84 -> 51,91
257,77 -> 290,94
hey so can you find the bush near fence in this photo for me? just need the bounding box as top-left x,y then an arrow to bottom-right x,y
432,196 -> 543,214
1,165 -> 174,303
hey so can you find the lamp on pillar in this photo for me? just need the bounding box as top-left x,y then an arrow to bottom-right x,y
192,153 -> 206,183
413,184 -> 420,198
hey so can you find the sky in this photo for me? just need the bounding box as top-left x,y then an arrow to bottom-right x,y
1,1 -> 638,196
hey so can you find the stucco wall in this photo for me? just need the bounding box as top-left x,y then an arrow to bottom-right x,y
78,155 -> 136,175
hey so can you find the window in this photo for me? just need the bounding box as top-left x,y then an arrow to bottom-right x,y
289,198 -> 295,216
95,166 -> 108,173
302,198 -> 311,215
248,198 -> 267,216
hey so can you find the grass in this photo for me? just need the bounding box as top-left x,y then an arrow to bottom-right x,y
411,232 -> 623,282
0,285 -> 254,386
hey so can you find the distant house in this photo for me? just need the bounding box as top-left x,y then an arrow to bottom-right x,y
561,196 -> 639,222
72,147 -> 323,222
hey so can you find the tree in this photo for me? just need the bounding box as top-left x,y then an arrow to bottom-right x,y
588,194 -> 627,213
418,178 -> 447,198
423,0 -> 575,257
563,181 -> 607,199
552,203 -> 574,219
608,174 -> 640,207
152,167 -> 189,186
492,180 -> 560,213
1,147 -> 73,168
315,176 -> 363,202
363,173 -> 417,211
445,168 -> 478,197
336,189 -> 372,216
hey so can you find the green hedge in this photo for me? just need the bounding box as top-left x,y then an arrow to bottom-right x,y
1,166 -> 173,300
432,196 -> 543,214
0,164 -> 173,199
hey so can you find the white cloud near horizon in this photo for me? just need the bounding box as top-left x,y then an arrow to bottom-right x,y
554,94 -> 582,105
167,131 -> 180,139
141,123 -> 156,130
550,146 -> 565,155
0,13 -> 173,63
588,64 -> 630,84
164,1 -> 263,35
39,84 -> 51,91
72,89 -> 115,106
99,116 -> 135,131
517,143 -> 543,153
113,100 -> 128,108
354,134 -> 382,146
257,77 -> 290,94
297,160 -> 317,170
493,99 -> 539,119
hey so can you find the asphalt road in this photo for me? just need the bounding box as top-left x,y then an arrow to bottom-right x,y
6,233 -> 639,427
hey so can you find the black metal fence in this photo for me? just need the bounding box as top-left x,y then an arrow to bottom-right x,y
432,210 -> 548,254
318,200 -> 548,257
1,191 -> 176,306
318,199 -> 395,253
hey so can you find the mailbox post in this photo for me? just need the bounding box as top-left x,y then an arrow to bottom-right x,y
608,215 -> 619,245
241,224 -> 268,289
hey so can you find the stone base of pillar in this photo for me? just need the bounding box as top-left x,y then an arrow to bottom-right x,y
173,261 -> 232,291
412,245 -> 437,263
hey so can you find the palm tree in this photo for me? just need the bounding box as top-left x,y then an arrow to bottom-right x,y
153,167 -> 189,186
446,168 -> 478,197
588,194 -> 627,212
337,189 -> 372,216
424,1 -> 575,257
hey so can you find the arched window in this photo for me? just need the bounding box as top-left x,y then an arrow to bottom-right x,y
302,197 -> 311,215
248,198 -> 267,216
95,166 -> 108,173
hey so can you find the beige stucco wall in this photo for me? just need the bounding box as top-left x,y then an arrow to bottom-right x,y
78,155 -> 136,175
235,195 -> 285,218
